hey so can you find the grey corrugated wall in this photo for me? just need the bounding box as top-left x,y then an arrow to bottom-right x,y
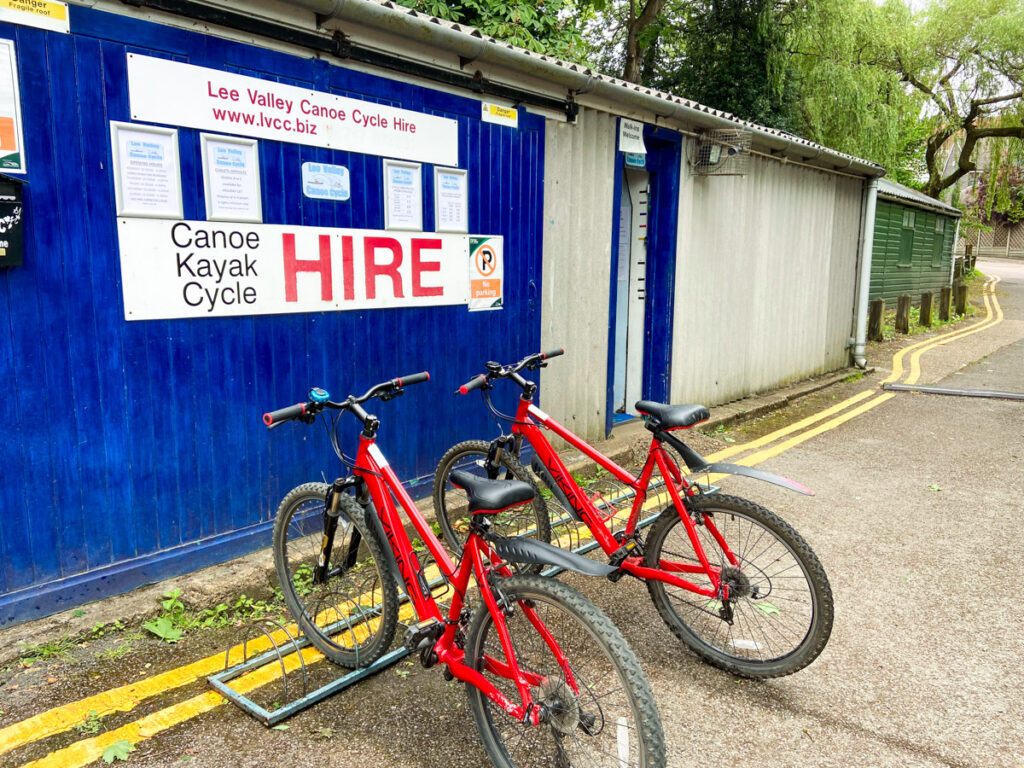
538,109 -> 617,441
671,150 -> 863,406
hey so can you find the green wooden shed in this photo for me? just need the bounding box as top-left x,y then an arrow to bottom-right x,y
870,179 -> 962,304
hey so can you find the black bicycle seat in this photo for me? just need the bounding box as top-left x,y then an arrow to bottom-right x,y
448,471 -> 535,515
635,401 -> 710,429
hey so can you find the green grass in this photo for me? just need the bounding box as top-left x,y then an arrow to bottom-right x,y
19,637 -> 76,665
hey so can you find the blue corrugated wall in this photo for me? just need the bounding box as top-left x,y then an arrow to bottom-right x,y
0,5 -> 545,625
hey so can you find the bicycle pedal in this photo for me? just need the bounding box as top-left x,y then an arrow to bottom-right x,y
402,618 -> 444,653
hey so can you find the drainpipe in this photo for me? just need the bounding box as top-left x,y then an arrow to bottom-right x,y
852,177 -> 879,369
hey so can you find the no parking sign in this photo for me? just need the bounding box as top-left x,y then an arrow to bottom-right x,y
468,236 -> 503,311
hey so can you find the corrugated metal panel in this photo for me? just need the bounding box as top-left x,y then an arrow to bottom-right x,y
870,199 -> 956,304
670,151 -> 863,406
538,109 -> 617,441
0,6 -> 545,623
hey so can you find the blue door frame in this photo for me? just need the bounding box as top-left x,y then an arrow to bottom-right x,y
605,124 -> 683,436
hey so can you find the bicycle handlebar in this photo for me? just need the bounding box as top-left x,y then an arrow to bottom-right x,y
457,348 -> 566,396
263,402 -> 307,426
458,374 -> 488,395
263,371 -> 431,429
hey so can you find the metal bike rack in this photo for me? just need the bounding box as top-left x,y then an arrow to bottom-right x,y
210,480 -> 716,725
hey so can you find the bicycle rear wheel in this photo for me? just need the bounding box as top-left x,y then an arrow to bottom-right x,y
433,440 -> 551,554
273,483 -> 398,668
465,575 -> 665,768
643,493 -> 833,678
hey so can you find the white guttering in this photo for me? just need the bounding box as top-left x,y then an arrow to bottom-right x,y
280,0 -> 885,178
853,178 -> 879,368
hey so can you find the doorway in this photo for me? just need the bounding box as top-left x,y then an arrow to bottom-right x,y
612,167 -> 650,417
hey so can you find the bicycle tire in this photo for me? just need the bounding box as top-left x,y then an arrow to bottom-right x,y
273,483 -> 398,668
433,440 -> 551,557
465,574 -> 666,768
643,493 -> 833,678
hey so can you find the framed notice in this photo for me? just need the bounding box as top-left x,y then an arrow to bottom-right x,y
110,122 -> 183,219
200,134 -> 262,223
434,167 -> 468,234
383,159 -> 422,232
0,39 -> 25,172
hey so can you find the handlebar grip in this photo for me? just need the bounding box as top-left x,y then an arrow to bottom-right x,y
458,374 -> 488,395
395,371 -> 430,388
263,403 -> 307,426
542,347 -> 565,360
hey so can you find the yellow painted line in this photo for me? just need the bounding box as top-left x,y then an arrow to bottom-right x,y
703,389 -> 876,464
905,277 -> 1002,385
882,276 -> 999,385
17,597 -> 430,768
0,632 -> 288,757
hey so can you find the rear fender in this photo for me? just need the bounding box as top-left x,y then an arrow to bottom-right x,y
491,536 -> 615,577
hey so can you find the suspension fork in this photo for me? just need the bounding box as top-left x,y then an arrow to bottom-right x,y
314,477 -> 363,584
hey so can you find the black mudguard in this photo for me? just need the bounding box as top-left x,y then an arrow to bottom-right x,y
658,430 -> 814,496
699,462 -> 815,496
491,536 -> 616,577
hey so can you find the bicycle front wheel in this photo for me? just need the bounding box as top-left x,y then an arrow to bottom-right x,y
433,440 -> 551,554
273,483 -> 398,668
465,575 -> 665,768
643,493 -> 833,678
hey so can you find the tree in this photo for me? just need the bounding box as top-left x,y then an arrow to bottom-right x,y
652,0 -> 801,130
891,0 -> 1024,197
393,0 -> 593,60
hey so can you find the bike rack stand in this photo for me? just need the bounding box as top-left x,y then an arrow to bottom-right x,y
210,480 -> 717,725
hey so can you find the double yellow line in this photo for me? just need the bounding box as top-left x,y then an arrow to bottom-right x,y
703,275 -> 1002,471
2,276 -> 1004,768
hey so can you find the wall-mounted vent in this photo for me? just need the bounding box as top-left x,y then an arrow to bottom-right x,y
692,129 -> 751,176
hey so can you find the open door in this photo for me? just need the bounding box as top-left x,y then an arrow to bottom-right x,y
612,167 -> 650,417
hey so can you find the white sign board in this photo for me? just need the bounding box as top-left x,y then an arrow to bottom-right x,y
110,122 -> 183,219
302,161 -> 350,201
127,54 -> 459,166
434,167 -> 468,234
619,119 -> 646,155
201,134 -> 262,223
0,0 -> 69,33
468,236 -> 503,311
117,219 -> 477,320
0,39 -> 25,172
384,159 -> 422,231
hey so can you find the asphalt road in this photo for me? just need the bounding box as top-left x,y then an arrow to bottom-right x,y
2,260 -> 1021,768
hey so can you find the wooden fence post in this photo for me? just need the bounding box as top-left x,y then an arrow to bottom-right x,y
919,292 -> 932,327
868,298 -> 885,342
965,243 -> 975,272
953,257 -> 965,281
895,294 -> 911,334
939,286 -> 952,321
954,282 -> 968,316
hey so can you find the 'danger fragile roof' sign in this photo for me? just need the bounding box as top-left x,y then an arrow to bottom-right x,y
116,219 -> 483,320
126,54 -> 459,166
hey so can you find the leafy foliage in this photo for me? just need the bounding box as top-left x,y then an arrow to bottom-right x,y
101,740 -> 135,763
392,0 -> 596,60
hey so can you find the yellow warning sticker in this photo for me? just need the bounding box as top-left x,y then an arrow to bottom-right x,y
0,0 -> 70,33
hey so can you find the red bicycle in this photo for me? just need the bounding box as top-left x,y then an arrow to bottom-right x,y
264,373 -> 665,768
435,350 -> 834,679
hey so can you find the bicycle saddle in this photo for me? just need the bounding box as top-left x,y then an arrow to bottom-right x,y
635,401 -> 710,429
448,471 -> 535,515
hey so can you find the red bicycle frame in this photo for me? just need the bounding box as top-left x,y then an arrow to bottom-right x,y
512,398 -> 742,600
354,434 -> 575,724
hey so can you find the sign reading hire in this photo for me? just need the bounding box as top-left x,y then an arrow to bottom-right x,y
116,219 -> 489,320
126,54 -> 459,166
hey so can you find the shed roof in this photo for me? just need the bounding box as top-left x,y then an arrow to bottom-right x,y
282,0 -> 885,178
878,178 -> 962,217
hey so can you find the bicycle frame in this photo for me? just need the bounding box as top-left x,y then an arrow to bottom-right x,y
511,398 -> 740,600
353,433 -> 573,725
